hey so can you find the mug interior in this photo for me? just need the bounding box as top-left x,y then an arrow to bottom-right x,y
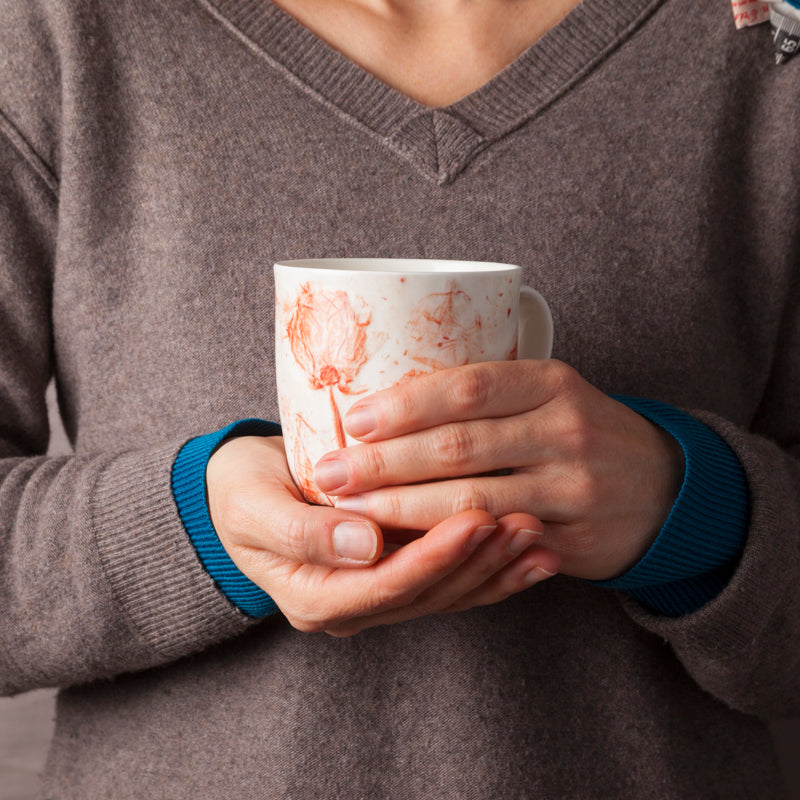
275,258 -> 520,275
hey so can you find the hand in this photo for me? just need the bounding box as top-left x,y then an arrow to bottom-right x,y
205,435 -> 559,636
313,360 -> 685,581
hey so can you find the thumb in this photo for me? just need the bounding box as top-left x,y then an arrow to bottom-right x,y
207,435 -> 384,568
231,488 -> 384,568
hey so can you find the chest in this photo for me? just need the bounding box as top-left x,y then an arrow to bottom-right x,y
49,0 -> 797,448
267,0 -> 583,106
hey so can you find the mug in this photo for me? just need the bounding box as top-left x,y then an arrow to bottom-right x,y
273,258 -> 553,505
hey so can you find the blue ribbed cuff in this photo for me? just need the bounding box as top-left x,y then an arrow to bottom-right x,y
590,397 -> 750,617
172,419 -> 282,618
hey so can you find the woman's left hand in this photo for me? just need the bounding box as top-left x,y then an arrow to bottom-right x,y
313,359 -> 685,582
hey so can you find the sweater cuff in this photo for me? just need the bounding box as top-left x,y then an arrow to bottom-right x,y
171,419 -> 282,618
590,397 -> 750,617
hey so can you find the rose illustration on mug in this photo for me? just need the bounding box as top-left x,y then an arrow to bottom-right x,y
286,282 -> 371,448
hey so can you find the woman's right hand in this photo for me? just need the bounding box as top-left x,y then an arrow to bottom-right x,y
205,435 -> 559,636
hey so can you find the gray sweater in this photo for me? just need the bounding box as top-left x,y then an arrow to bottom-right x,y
1,0 -> 798,797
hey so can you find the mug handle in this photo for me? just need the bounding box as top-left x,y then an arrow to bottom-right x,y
518,286 -> 553,360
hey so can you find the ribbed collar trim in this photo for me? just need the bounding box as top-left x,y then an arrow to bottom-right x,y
196,0 -> 664,182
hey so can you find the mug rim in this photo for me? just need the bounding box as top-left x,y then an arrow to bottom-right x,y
274,258 -> 521,275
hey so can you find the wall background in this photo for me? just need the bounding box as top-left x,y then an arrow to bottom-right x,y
0,384 -> 798,799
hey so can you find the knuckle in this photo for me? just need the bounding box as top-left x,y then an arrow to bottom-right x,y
360,444 -> 390,484
448,366 -> 494,414
564,416 -> 593,455
555,403 -> 596,457
542,360 -> 589,408
432,424 -> 476,471
545,359 -> 580,393
393,384 -> 419,425
451,480 -> 491,514
548,463 -> 598,516
281,514 -> 316,563
381,490 -> 405,526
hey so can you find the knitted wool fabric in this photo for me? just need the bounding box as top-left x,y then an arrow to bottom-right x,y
1,1 -> 797,797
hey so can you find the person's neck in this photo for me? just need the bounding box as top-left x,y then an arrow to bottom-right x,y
270,0 -> 582,107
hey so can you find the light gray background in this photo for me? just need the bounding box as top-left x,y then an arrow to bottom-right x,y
1,383 -> 798,799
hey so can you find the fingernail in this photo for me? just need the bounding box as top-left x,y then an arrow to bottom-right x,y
314,459 -> 349,492
333,521 -> 378,562
506,528 -> 543,556
345,405 -> 376,438
334,495 -> 368,515
523,566 -> 557,585
466,524 -> 498,552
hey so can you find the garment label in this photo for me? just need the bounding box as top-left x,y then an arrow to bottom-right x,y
731,0 -> 771,27
770,7 -> 800,62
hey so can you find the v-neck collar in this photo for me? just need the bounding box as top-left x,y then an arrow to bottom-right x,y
197,0 -> 664,183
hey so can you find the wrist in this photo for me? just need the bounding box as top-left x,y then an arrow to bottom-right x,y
591,397 -> 750,617
172,419 -> 282,618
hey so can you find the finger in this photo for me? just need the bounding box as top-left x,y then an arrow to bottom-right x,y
334,472 -> 552,533
257,510 -> 500,633
228,491 -> 386,568
399,512 -> 547,608
325,550 -> 556,637
443,556 -> 558,614
327,556 -> 557,637
331,475 -> 606,580
342,359 -> 568,442
324,516 -> 559,636
315,414 -> 543,495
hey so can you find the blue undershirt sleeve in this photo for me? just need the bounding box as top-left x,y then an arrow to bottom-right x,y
590,397 -> 750,618
174,402 -> 749,621
171,418 -> 282,618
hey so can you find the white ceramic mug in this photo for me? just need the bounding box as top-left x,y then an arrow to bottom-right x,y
274,258 -> 553,505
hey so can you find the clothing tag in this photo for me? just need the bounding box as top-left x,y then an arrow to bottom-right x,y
732,0 -> 800,64
731,0 -> 771,28
770,6 -> 800,62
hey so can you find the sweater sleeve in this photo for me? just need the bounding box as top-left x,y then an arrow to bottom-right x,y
172,419 -> 282,618
0,124 -> 258,697
611,302 -> 800,718
590,396 -> 749,617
